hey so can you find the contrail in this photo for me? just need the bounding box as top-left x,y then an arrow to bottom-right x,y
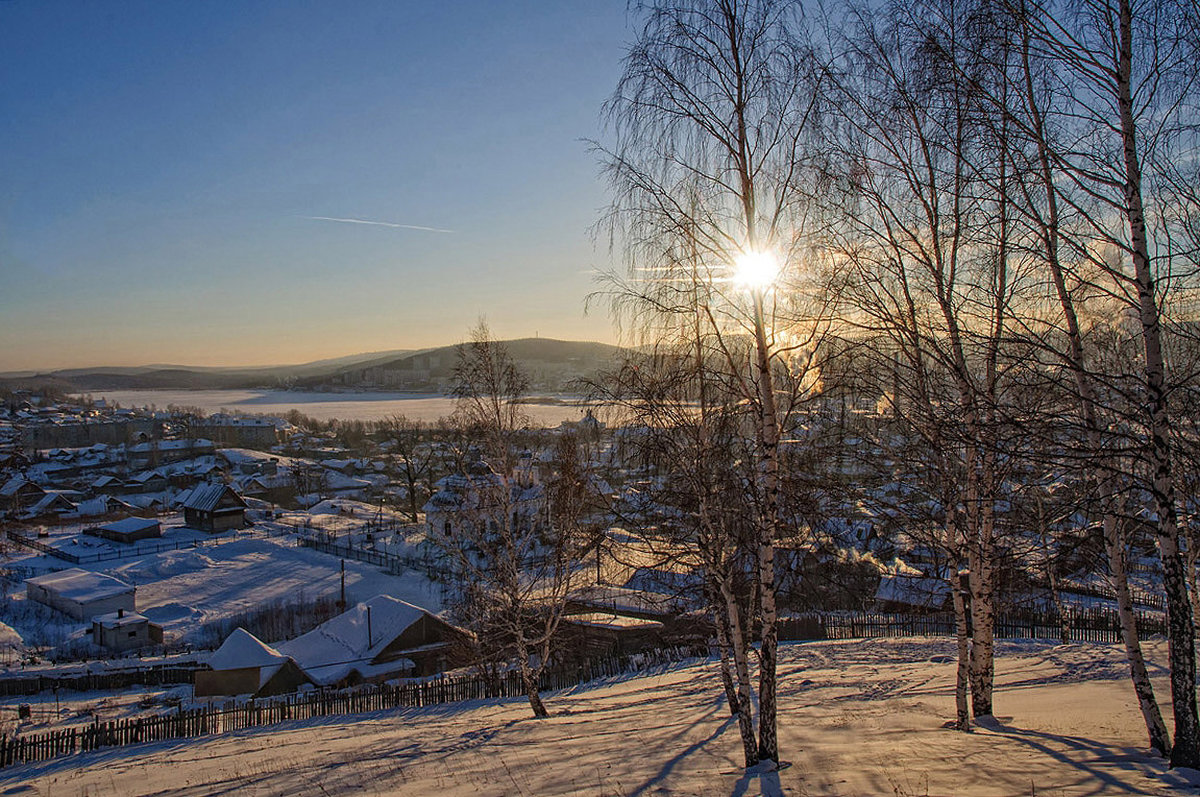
302,215 -> 455,234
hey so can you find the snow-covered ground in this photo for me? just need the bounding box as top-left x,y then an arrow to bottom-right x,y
1,523 -> 444,660
0,683 -> 192,737
108,535 -> 441,637
3,637 -> 1195,796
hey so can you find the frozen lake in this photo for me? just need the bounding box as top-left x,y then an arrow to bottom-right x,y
79,389 -> 591,426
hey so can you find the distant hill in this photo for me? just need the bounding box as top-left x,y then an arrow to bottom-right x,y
0,350 -> 412,392
303,338 -> 625,393
0,341 -> 624,394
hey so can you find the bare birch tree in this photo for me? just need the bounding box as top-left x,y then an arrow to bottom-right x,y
596,0 -> 828,766
435,321 -> 587,718
986,0 -> 1200,766
819,0 -> 1040,720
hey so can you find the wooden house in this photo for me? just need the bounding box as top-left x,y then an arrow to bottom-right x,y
1,477 -> 45,513
194,628 -> 312,698
278,595 -> 471,685
181,483 -> 248,532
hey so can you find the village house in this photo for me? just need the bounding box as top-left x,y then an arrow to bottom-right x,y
0,476 -> 45,513
22,490 -> 79,520
181,483 -> 248,532
194,628 -> 312,698
278,595 -> 471,685
73,494 -> 138,518
559,612 -> 665,659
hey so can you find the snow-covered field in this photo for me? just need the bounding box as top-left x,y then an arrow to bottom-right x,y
4,638 -> 1195,796
1,525 -> 444,659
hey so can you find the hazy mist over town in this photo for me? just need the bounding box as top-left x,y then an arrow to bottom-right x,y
3,1 -> 1200,795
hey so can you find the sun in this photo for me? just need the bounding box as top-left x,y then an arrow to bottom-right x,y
733,250 -> 780,290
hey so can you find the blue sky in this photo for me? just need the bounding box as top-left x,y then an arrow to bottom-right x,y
0,1 -> 631,370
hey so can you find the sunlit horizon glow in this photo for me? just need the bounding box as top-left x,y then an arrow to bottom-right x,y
733,250 -> 780,291
0,1 -> 629,372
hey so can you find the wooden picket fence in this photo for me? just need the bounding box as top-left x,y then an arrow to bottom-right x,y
777,608 -> 1167,645
0,665 -> 202,698
0,645 -> 703,769
0,607 -> 1170,769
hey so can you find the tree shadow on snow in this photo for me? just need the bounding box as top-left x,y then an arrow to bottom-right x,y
975,716 -> 1164,793
731,766 -> 785,797
626,711 -> 739,797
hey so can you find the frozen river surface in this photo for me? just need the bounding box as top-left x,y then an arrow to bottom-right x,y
81,389 -> 590,426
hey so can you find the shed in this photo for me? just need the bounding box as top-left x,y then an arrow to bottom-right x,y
92,609 -> 164,653
86,516 -> 162,544
279,595 -> 471,685
181,483 -> 248,532
560,612 -> 665,659
194,628 -> 312,698
25,568 -> 136,621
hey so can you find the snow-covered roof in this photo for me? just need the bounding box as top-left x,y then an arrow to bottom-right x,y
875,574 -> 949,609
565,613 -> 663,630
93,610 -> 150,629
0,476 -> 38,497
278,595 -> 431,684
98,516 -> 161,536
208,627 -> 289,671
26,491 -> 77,514
322,470 -> 372,491
25,568 -> 134,602
182,483 -> 243,512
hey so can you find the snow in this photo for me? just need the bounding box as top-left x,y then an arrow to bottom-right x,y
0,622 -> 21,653
96,517 -> 161,536
0,637 -> 1189,795
207,628 -> 287,671
104,536 -> 443,641
277,595 -> 428,684
2,526 -> 443,656
25,569 -> 133,603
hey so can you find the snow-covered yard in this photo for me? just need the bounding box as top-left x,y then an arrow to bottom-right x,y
1,525 -> 444,659
3,637 -> 1195,796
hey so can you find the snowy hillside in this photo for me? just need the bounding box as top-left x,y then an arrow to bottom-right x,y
3,638 -> 1195,796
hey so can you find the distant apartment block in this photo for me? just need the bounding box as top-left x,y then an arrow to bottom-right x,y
192,416 -> 279,448
127,438 -> 216,469
21,417 -> 156,451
